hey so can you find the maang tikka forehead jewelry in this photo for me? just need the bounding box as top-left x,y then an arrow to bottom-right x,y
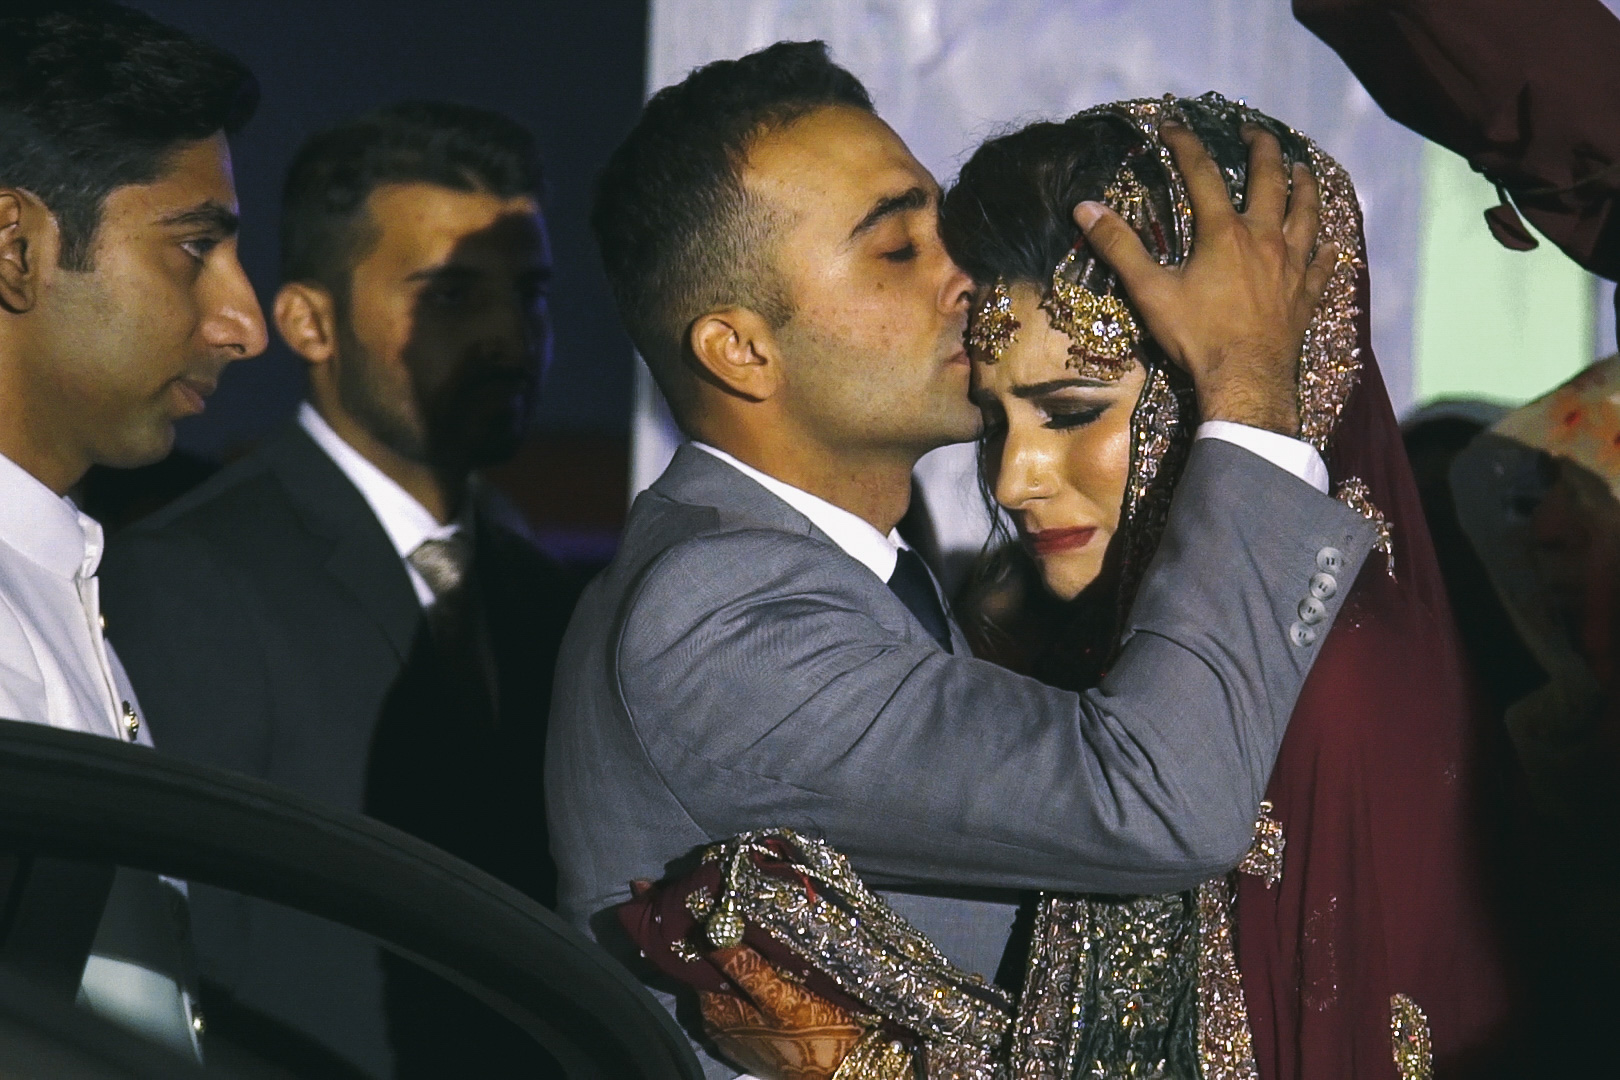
964,165 -> 1151,376
1038,166 -> 1155,381
966,278 -> 1020,361
1040,244 -> 1139,381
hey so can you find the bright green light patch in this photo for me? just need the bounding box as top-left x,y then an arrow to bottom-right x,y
1412,142 -> 1597,409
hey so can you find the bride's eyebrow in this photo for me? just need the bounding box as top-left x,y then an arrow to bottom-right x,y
1011,377 -> 1113,397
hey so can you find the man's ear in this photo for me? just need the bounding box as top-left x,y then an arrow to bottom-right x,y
273,281 -> 338,364
689,306 -> 782,402
0,190 -> 47,315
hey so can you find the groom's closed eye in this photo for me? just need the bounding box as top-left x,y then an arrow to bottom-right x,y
849,185 -> 932,239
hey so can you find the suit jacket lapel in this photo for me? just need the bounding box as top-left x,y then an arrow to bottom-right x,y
652,444 -> 972,648
649,444 -> 837,546
263,425 -> 421,660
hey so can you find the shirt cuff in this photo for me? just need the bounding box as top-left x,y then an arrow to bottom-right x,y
1194,420 -> 1330,494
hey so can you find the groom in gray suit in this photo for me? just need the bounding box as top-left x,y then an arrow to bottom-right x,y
549,41 -> 1374,1075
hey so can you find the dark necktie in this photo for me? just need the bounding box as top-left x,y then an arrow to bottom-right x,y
887,548 -> 953,653
408,534 -> 499,722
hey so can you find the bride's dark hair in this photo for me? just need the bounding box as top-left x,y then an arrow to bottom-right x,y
942,114 -> 1139,290
940,115 -> 1165,690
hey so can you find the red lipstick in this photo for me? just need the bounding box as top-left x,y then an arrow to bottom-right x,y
1028,526 -> 1097,556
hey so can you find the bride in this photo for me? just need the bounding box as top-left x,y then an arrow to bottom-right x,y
624,94 -> 1518,1080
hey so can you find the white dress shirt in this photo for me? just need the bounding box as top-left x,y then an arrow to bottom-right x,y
0,450 -> 151,744
693,424 -> 1327,583
1196,421 -> 1330,494
0,450 -> 203,1059
692,443 -> 908,581
298,403 -> 458,608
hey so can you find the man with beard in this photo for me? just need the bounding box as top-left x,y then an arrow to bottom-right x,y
102,102 -> 577,1077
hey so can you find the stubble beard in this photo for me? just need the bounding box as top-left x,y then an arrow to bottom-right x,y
333,314 -> 429,467
779,316 -> 977,457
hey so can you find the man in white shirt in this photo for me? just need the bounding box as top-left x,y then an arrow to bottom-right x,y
102,102 -> 578,1078
0,2 -> 266,1060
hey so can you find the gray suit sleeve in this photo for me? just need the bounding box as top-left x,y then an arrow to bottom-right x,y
617,439 -> 1378,896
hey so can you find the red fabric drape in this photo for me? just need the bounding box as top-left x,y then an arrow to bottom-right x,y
1235,264 -> 1520,1079
1294,0 -> 1620,280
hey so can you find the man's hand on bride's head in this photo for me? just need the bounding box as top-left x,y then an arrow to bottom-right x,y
1073,123 -> 1339,437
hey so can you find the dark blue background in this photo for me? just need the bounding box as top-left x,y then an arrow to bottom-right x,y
127,0 -> 648,458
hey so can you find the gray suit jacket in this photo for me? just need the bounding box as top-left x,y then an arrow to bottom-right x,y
546,439 -> 1375,1076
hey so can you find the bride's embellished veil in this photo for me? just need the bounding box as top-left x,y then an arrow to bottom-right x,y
952,92 -> 1370,1080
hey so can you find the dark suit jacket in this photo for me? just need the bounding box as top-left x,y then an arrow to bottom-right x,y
101,423 -> 579,1077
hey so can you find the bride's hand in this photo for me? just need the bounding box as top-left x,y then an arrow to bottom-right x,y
1073,123 -> 1340,437
698,945 -> 866,1080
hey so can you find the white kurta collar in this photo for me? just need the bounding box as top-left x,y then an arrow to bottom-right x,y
0,450 -> 103,580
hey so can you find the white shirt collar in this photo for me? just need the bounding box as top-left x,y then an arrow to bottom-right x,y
298,403 -> 458,560
691,442 -> 904,582
0,450 -> 104,580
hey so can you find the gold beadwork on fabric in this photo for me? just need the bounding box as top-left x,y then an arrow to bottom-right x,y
1003,876 -> 1269,1080
1041,249 -> 1138,380
1089,94 -> 1367,456
1004,896 -> 1086,1078
702,831 -> 1012,1079
1121,365 -> 1190,546
1389,994 -> 1434,1080
1195,878 -> 1261,1080
967,278 -> 1021,361
1006,892 -> 1200,1079
685,885 -> 717,920
1108,364 -> 1197,653
1296,144 -> 1366,451
1335,476 -> 1395,578
706,907 -> 746,949
1236,800 -> 1286,888
831,1028 -> 913,1080
669,936 -> 704,965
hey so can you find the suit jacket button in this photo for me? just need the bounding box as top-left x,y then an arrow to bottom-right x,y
1316,546 -> 1346,574
1309,571 -> 1338,600
1289,621 -> 1318,647
1298,596 -> 1327,625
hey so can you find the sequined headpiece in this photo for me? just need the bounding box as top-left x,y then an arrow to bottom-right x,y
1038,250 -> 1140,381
970,94 -> 1364,451
976,92 -> 1372,663
967,135 -> 1173,381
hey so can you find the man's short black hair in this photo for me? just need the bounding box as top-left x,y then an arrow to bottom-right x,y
591,40 -> 872,423
0,2 -> 258,271
279,101 -> 543,302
